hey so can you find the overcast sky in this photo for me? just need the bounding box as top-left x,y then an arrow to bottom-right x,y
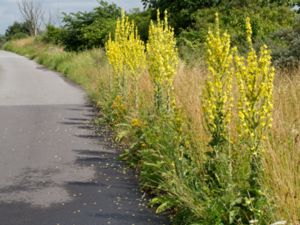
0,0 -> 143,34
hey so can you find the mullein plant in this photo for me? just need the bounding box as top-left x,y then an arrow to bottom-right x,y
203,13 -> 234,190
125,28 -> 147,110
105,11 -> 146,126
234,17 -> 275,222
202,15 -> 275,224
203,13 -> 234,147
202,13 -> 240,224
105,11 -> 146,111
147,10 -> 179,112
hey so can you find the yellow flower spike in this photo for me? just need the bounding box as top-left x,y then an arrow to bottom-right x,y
245,17 -> 253,47
105,10 -> 146,109
203,13 -> 233,145
234,17 -> 275,154
147,10 -> 179,112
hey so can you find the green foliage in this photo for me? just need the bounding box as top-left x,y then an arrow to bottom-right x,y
9,32 -> 29,40
41,25 -> 63,45
5,21 -> 30,40
0,35 -> 6,47
129,9 -> 152,42
142,0 -> 296,34
142,0 -> 296,11
272,17 -> 300,69
60,0 -> 121,51
177,5 -> 296,60
38,1 -> 150,53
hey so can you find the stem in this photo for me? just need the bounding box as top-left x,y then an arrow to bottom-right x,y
134,77 -> 139,111
155,83 -> 162,113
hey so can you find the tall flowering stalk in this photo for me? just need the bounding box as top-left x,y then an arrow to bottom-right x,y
202,14 -> 235,205
106,11 -> 146,107
203,13 -> 234,147
235,18 -> 274,146
202,15 -> 275,223
234,17 -> 275,220
106,34 -> 124,90
147,10 -> 179,112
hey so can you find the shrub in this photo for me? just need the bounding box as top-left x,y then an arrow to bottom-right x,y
129,9 -> 152,42
272,17 -> 300,69
177,5 -> 296,62
10,32 -> 29,40
60,0 -> 121,51
5,21 -> 31,40
41,25 -> 63,45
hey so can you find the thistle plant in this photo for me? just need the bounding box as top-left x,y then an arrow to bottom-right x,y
147,10 -> 179,112
234,17 -> 275,221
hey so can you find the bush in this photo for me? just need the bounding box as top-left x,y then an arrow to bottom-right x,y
41,25 -> 63,45
272,17 -> 300,69
9,32 -> 29,40
129,9 -> 152,42
5,21 -> 30,40
60,0 -> 121,51
177,5 -> 296,61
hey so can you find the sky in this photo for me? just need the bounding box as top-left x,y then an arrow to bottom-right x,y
0,0 -> 143,34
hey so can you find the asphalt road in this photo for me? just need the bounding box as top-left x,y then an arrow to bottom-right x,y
0,50 -> 169,225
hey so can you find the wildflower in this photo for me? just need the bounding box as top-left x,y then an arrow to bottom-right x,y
131,118 -> 143,128
147,10 -> 179,111
235,17 -> 275,146
203,13 -> 233,145
105,11 -> 146,96
234,18 -> 275,219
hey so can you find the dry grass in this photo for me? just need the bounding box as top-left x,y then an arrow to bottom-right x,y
11,37 -> 34,47
174,62 -> 207,136
263,73 -> 300,223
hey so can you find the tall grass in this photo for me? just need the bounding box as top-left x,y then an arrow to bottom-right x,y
264,74 -> 300,222
3,37 -> 300,224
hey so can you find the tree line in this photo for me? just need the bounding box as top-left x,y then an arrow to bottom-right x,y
3,0 -> 300,68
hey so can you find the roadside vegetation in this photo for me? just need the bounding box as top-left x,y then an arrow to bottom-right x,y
3,0 -> 300,224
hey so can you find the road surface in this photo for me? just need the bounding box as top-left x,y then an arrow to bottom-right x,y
0,50 -> 168,225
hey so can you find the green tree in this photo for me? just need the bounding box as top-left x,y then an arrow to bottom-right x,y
129,8 -> 152,42
61,0 -> 121,51
272,16 -> 300,68
41,24 -> 63,45
142,0 -> 297,10
141,0 -> 298,33
5,21 -> 30,40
